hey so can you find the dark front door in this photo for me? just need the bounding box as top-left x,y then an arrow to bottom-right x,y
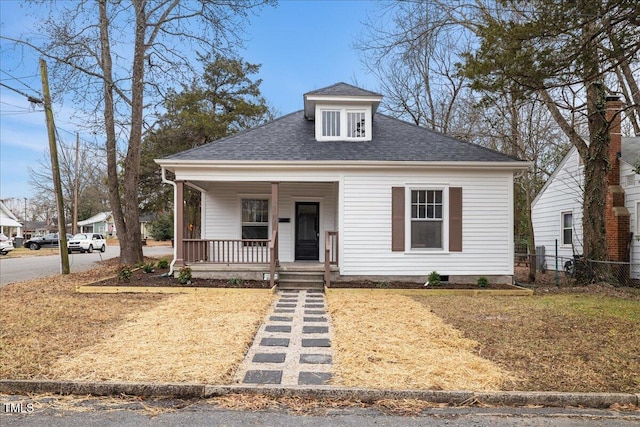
295,202 -> 320,260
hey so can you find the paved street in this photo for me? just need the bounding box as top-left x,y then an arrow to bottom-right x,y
1,398 -> 639,426
0,245 -> 173,286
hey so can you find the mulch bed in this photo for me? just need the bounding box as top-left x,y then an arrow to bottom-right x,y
89,270 -> 516,290
88,267 -> 271,289
330,280 -> 516,290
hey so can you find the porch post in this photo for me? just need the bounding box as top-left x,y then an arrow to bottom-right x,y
175,180 -> 185,266
271,182 -> 279,266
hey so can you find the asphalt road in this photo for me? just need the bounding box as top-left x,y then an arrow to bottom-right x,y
1,400 -> 639,426
0,245 -> 174,286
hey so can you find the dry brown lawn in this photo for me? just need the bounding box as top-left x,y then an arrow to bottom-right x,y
326,289 -> 511,391
327,288 -> 640,393
3,264 -> 638,394
53,290 -> 273,383
1,263 -> 168,379
1,263 -> 273,383
412,291 -> 640,393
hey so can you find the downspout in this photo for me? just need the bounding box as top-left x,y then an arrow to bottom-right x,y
161,166 -> 178,276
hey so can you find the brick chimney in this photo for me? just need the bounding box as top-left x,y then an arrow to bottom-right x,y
604,96 -> 630,262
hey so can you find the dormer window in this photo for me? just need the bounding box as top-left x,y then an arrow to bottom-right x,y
317,106 -> 370,141
322,110 -> 341,137
347,111 -> 366,138
304,82 -> 382,142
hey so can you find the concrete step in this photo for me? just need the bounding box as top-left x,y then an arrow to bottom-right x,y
277,282 -> 324,290
278,271 -> 324,290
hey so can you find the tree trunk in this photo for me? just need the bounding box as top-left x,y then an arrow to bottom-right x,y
582,80 -> 609,262
580,8 -> 610,263
99,0 -> 129,264
118,0 -> 146,265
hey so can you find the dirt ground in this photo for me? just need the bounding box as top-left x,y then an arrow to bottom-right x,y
2,260 -> 638,393
90,266 -> 514,290
414,288 -> 640,393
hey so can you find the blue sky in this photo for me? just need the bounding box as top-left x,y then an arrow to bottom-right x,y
0,0 -> 380,203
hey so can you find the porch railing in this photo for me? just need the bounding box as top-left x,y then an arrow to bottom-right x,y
269,229 -> 278,288
324,231 -> 338,287
183,239 -> 270,264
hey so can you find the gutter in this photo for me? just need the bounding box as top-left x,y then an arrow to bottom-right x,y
161,167 -> 178,277
155,160 -> 532,170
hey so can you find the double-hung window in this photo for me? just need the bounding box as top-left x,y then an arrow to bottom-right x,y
346,111 -> 366,138
242,199 -> 269,243
561,212 -> 572,246
411,190 -> 443,249
322,110 -> 341,137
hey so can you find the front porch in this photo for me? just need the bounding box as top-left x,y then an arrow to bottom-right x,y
173,181 -> 340,287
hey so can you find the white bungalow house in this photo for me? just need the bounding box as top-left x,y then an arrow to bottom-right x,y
531,96 -> 640,279
155,83 -> 529,287
0,200 -> 22,238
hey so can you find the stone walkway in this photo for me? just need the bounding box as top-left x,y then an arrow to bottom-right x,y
234,289 -> 333,386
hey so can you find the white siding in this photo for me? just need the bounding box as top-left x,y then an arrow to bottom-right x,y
531,147 -> 584,265
189,166 -> 516,278
621,160 -> 640,279
201,182 -> 337,263
340,169 -> 514,276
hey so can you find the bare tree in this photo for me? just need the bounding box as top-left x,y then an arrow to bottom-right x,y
28,137 -> 109,224
357,1 -> 572,281
3,0 -> 272,264
356,1 -> 474,136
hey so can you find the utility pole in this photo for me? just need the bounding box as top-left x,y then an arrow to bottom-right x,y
40,58 -> 70,274
73,133 -> 80,235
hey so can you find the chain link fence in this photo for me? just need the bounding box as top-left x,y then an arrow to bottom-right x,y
514,237 -> 640,287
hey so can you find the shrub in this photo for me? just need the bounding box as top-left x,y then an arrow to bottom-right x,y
227,277 -> 243,286
178,266 -> 192,285
477,277 -> 489,288
157,258 -> 169,269
375,281 -> 389,288
142,263 -> 155,273
149,213 -> 173,241
118,265 -> 132,283
427,271 -> 441,286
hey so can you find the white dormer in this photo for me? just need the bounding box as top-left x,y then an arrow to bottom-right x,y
303,82 -> 383,142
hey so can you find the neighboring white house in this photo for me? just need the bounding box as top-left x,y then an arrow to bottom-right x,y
0,200 -> 22,238
78,211 -> 116,237
532,96 -> 640,278
156,83 -> 529,285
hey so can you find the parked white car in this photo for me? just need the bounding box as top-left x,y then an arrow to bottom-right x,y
0,233 -> 14,255
67,233 -> 107,254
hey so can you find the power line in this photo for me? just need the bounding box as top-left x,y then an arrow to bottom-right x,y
0,70 -> 42,96
0,82 -> 43,105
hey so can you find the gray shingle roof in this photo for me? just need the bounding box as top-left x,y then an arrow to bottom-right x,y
161,111 -> 523,163
305,82 -> 382,97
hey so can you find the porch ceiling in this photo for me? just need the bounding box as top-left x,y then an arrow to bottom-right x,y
188,180 -> 339,193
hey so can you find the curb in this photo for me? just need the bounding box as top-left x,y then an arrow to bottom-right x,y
1,380 -> 638,409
